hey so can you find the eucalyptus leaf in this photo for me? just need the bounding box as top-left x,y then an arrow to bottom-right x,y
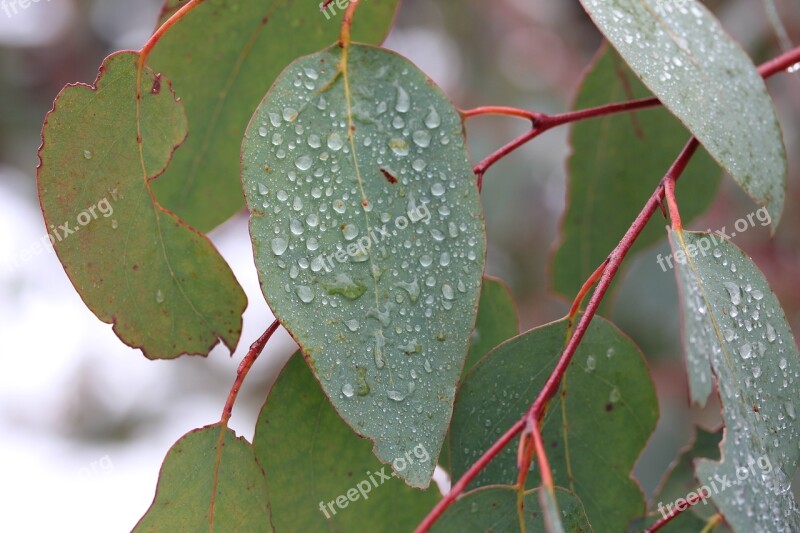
149,0 -> 400,232
134,424 -> 270,532
579,0 -> 787,227
429,485 -> 589,533
449,316 -> 658,532
37,52 -> 247,360
552,45 -> 719,299
253,353 -> 440,531
670,229 -> 800,530
242,44 -> 486,488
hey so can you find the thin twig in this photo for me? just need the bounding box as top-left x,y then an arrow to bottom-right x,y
220,320 -> 281,425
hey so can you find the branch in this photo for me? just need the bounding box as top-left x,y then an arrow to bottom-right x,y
139,0 -> 205,67
471,43 -> 800,191
220,320 -> 281,425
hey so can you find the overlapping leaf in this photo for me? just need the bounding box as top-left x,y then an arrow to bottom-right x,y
552,45 -> 719,298
429,486 -> 589,532
149,0 -> 400,231
241,44 -> 486,487
37,52 -> 247,359
579,0 -> 787,227
134,424 -> 270,531
670,229 -> 800,530
253,353 -> 440,531
449,316 -> 658,532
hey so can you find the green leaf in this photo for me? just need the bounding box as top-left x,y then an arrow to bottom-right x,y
449,316 -> 658,532
578,0 -> 787,227
148,0 -> 400,232
242,43 -> 486,488
429,485 -> 589,533
253,353 -> 440,531
669,229 -> 800,530
134,424 -> 270,532
632,428 -> 723,532
37,52 -> 247,360
463,276 -> 519,377
552,45 -> 720,298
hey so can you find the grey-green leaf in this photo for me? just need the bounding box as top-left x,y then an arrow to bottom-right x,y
429,485 -> 589,533
579,0 -> 787,227
242,44 -> 486,488
449,316 -> 658,532
670,229 -> 800,530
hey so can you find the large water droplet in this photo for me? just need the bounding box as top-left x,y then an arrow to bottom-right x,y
413,130 -> 431,148
295,155 -> 313,170
290,218 -> 304,235
723,282 -> 742,305
586,355 -> 596,372
155,289 -> 165,304
271,237 -> 288,256
83,149 -> 93,159
327,132 -> 344,151
342,383 -> 355,398
296,285 -> 315,303
342,224 -> 359,241
424,107 -> 441,128
395,85 -> 410,113
739,343 -> 753,360
389,138 -> 409,157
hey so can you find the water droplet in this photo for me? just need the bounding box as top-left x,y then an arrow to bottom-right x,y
268,112 -> 281,126
322,273 -> 367,300
290,218 -> 304,235
586,355 -> 596,372
333,200 -> 346,214
431,183 -> 445,197
296,285 -> 315,303
752,366 -> 762,378
442,284 -> 455,300
419,255 -> 433,267
396,279 -> 420,303
306,213 -> 319,227
345,319 -> 360,332
327,132 -> 344,151
342,224 -> 359,241
111,219 -> 118,230
609,387 -> 621,403
303,67 -> 319,80
295,155 -> 312,170
83,149 -> 93,159
713,248 -> 722,258
395,85 -> 410,113
155,289 -> 165,304
373,330 -> 386,368
389,138 -> 409,156
308,134 -> 321,148
767,324 -> 777,343
424,359 -> 433,373
723,282 -> 742,305
751,289 -> 764,301
779,358 -> 787,370
271,237 -> 288,256
342,383 -> 355,397
257,183 -> 269,196
739,343 -> 753,360
424,107 -> 441,128
282,107 -> 298,122
439,252 -> 451,267
293,196 -> 303,211
413,130 -> 431,148
277,190 -> 289,202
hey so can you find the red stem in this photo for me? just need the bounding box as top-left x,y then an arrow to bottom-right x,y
646,491 -> 706,532
220,320 -> 281,425
473,43 -> 800,191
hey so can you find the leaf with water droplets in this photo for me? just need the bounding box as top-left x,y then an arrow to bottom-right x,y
429,485 -> 589,532
669,229 -> 800,530
37,52 -> 247,359
449,316 -> 658,531
252,353 -> 440,530
552,45 -> 720,299
134,424 -> 270,532
578,0 -> 787,227
148,0 -> 400,232
242,44 -> 486,488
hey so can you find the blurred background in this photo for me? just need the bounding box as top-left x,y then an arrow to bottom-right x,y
1,0 -> 799,530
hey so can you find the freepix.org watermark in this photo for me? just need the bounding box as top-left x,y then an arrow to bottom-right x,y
0,189 -> 120,275
308,201 -> 431,274
655,454 -> 792,520
656,206 -> 771,273
1,0 -> 51,18
319,0 -> 361,20
318,443 -> 430,518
